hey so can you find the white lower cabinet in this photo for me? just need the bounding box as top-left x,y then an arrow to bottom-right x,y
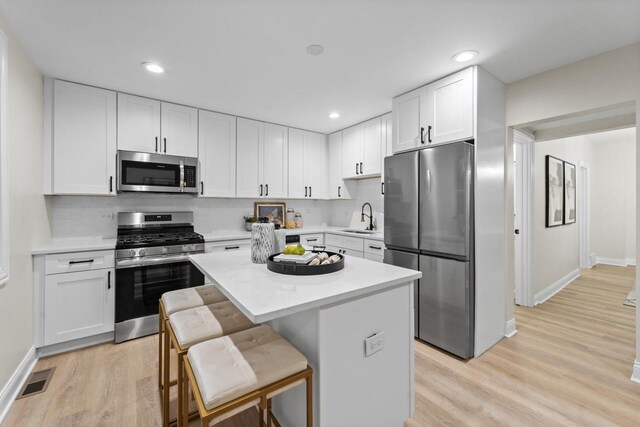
44,268 -> 114,345
205,239 -> 251,253
300,234 -> 324,247
324,233 -> 386,260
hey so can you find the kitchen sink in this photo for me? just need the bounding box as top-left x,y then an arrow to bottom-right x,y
339,229 -> 377,235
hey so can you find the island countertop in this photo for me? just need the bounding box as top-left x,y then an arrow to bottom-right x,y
189,250 -> 421,323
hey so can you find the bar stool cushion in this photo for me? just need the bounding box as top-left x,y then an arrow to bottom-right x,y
161,285 -> 227,316
169,301 -> 254,349
188,325 -> 307,411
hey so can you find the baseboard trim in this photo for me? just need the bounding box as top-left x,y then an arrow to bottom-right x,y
594,257 -> 633,267
504,318 -> 518,338
535,268 -> 580,306
631,360 -> 640,384
37,332 -> 114,358
0,346 -> 38,425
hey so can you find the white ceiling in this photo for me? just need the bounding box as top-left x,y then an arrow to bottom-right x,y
1,0 -> 639,133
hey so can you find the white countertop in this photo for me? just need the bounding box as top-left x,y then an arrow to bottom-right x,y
31,237 -> 118,255
189,249 -> 419,323
31,226 -> 384,255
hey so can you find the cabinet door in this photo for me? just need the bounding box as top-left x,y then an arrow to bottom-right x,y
306,132 -> 327,199
161,102 -> 198,157
44,269 -> 114,345
342,124 -> 362,178
287,128 -> 307,198
361,116 -> 382,176
392,87 -> 426,153
53,80 -> 117,195
328,132 -> 350,199
236,118 -> 263,198
425,67 -> 474,145
198,110 -> 236,197
117,93 -> 161,154
262,123 -> 288,198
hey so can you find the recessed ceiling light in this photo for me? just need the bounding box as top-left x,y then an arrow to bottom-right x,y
451,50 -> 478,63
143,62 -> 165,73
306,45 -> 324,56
329,112 -> 340,119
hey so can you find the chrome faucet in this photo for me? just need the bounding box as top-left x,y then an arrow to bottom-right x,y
361,202 -> 374,231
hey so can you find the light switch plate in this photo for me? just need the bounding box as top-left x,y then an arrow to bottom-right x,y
365,331 -> 385,357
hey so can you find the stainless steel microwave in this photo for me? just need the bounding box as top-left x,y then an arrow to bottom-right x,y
117,150 -> 198,193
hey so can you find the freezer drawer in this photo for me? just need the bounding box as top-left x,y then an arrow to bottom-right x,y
384,249 -> 419,338
419,142 -> 473,258
418,254 -> 473,358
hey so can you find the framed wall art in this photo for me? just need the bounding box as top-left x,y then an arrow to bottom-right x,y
563,161 -> 576,224
254,202 -> 286,227
545,155 -> 564,227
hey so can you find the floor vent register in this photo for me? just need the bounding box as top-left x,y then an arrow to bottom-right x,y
17,367 -> 55,399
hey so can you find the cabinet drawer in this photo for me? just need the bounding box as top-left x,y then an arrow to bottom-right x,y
326,233 -> 364,252
300,234 -> 324,246
341,249 -> 364,258
45,250 -> 114,275
205,239 -> 250,253
364,239 -> 385,255
364,252 -> 384,263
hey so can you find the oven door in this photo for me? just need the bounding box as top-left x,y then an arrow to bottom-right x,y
117,150 -> 184,193
115,258 -> 204,342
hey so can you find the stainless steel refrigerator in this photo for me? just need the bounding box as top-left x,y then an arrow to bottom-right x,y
384,142 -> 474,358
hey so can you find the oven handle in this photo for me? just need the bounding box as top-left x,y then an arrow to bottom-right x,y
115,253 -> 201,269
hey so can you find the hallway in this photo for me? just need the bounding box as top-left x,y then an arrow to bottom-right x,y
409,264 -> 639,426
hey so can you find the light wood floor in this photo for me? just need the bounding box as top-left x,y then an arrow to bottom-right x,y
3,264 -> 638,426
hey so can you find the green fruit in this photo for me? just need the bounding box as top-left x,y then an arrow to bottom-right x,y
283,245 -> 295,255
296,243 -> 305,255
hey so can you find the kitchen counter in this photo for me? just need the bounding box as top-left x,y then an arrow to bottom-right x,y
189,249 -> 416,323
31,226 -> 384,255
188,249 -> 418,427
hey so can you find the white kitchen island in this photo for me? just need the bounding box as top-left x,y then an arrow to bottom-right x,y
189,250 -> 421,427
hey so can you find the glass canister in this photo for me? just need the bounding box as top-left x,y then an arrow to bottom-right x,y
286,208 -> 296,229
294,212 -> 303,228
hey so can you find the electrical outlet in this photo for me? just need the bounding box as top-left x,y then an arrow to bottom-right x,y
365,331 -> 385,357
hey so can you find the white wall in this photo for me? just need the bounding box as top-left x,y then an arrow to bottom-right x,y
505,41 -> 640,376
533,136 -> 590,295
51,195 -> 330,238
588,128 -> 636,264
0,17 -> 51,395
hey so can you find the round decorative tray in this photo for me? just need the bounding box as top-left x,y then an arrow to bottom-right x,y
266,250 -> 344,276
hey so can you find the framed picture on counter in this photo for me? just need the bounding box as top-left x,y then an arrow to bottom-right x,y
254,202 -> 286,227
545,155 -> 564,227
563,161 -> 576,224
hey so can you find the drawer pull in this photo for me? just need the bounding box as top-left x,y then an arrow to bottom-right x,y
306,238 -> 318,242
369,245 -> 382,250
224,246 -> 240,250
107,271 -> 111,290
68,259 -> 95,265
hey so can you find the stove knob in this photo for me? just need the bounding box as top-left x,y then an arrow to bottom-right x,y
129,249 -> 135,257
139,249 -> 146,257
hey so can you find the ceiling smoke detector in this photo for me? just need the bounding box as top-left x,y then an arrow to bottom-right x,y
306,45 -> 325,56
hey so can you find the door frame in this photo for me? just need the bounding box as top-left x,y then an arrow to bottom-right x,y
579,161 -> 591,268
513,130 -> 535,307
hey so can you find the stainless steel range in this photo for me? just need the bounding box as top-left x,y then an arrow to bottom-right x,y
115,212 -> 205,343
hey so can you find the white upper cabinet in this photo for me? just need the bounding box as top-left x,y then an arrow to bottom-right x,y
425,67 -> 474,145
118,94 -> 197,157
198,110 -> 236,197
392,67 -> 475,153
287,129 -> 326,199
236,118 -> 263,198
342,117 -> 382,179
328,132 -> 351,199
117,93 -> 161,154
50,80 -> 117,195
160,102 -> 198,157
306,131 -> 327,199
391,86 -> 427,154
262,123 -> 288,198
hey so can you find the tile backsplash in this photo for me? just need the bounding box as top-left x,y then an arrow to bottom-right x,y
51,194 -> 331,238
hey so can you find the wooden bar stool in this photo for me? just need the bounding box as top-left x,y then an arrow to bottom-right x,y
159,285 -> 228,425
182,325 -> 313,427
165,300 -> 255,427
